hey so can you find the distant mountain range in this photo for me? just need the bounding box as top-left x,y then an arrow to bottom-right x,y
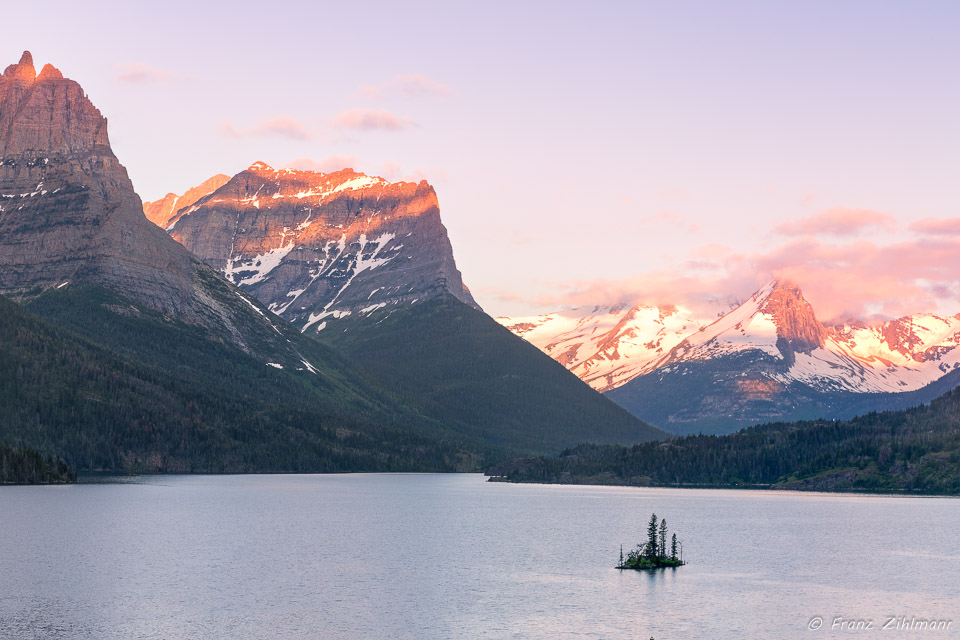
500,281 -> 960,434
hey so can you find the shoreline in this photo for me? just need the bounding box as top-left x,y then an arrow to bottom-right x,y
485,475 -> 960,498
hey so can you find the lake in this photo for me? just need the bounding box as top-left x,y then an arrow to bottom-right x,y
0,474 -> 957,639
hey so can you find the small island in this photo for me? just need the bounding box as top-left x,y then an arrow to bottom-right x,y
617,513 -> 686,570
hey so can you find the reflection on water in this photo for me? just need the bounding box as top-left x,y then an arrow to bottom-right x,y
0,474 -> 957,639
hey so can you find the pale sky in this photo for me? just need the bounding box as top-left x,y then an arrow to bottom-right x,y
6,0 -> 960,321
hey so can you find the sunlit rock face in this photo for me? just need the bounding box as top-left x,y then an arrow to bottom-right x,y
166,162 -> 479,333
0,52 -> 296,352
0,50 -> 202,313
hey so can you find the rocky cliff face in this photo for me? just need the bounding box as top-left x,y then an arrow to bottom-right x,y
143,174 -> 230,230
759,283 -> 827,362
166,162 -> 478,332
0,52 -> 301,358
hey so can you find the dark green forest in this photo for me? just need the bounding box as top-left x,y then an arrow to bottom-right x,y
488,386 -> 960,494
317,295 -> 664,454
1,287 -> 484,474
0,444 -> 75,484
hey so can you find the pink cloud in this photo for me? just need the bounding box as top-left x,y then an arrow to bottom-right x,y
220,116 -> 314,140
908,217 -> 960,236
333,109 -> 414,132
355,84 -> 384,100
390,74 -> 451,97
539,235 -> 960,323
378,163 -> 446,184
115,63 -> 172,84
354,74 -> 451,100
775,207 -> 897,237
221,117 -> 313,140
287,156 -> 359,173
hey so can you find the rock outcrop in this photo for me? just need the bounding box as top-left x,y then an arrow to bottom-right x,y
759,283 -> 827,362
166,162 -> 479,332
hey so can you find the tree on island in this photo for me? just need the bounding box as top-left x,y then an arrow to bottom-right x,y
619,513 -> 686,571
646,513 -> 659,558
659,519 -> 667,559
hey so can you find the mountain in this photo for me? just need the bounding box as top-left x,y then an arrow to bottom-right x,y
166,163 -> 478,332
0,51 -> 490,472
142,174 -> 230,229
498,303 -> 708,392
487,384 -> 960,495
502,280 -> 960,434
158,167 -> 665,451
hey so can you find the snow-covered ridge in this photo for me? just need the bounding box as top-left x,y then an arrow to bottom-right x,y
239,164 -> 401,204
499,280 -> 960,395
498,303 -> 708,392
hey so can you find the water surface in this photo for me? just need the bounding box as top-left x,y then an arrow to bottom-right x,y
1,474 -> 957,639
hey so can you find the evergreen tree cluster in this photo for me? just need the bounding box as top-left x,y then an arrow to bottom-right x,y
489,387 -> 960,494
619,512 -> 684,570
0,444 -> 75,484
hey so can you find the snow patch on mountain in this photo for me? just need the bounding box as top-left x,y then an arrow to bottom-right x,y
224,243 -> 294,286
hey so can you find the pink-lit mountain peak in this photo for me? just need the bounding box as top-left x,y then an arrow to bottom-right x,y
501,279 -> 960,396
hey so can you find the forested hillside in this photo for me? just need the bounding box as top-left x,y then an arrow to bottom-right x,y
488,388 -> 960,494
2,289 -> 481,473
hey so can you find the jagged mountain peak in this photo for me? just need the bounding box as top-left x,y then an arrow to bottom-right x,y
0,51 -> 314,365
2,51 -> 36,82
657,279 -> 825,365
758,280 -> 827,357
0,53 -> 107,156
3,52 -> 62,84
247,160 -> 274,172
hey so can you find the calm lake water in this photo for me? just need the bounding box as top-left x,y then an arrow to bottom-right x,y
0,474 -> 958,639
